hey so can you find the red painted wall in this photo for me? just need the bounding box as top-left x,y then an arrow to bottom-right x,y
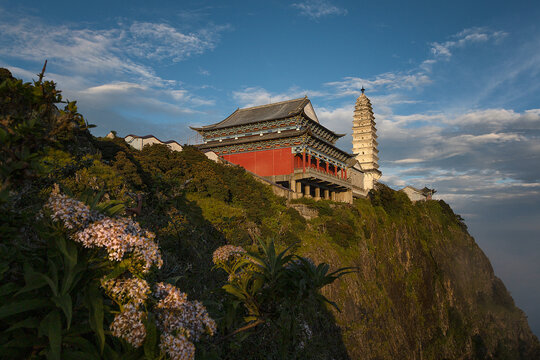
222,148 -> 294,177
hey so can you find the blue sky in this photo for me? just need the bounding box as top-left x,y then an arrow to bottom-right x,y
1,0 -> 539,335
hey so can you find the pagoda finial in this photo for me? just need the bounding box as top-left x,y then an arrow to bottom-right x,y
361,86 -> 365,94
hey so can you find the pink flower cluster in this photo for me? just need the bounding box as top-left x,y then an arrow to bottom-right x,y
160,333 -> 195,360
45,189 -> 162,273
110,303 -> 147,348
212,245 -> 246,265
154,282 -> 216,359
101,277 -> 150,305
45,187 -> 103,229
75,217 -> 162,272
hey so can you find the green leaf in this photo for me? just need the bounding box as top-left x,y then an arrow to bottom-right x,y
0,282 -> 18,297
63,336 -> 101,359
0,299 -> 50,319
143,312 -> 158,359
59,241 -> 81,295
61,351 -> 100,360
96,201 -> 125,216
5,317 -> 40,332
16,271 -> 48,296
0,127 -> 7,142
38,272 -> 58,297
54,236 -> 77,270
0,335 -> 40,350
251,277 -> 264,293
222,284 -> 247,300
52,293 -> 72,329
39,310 -> 62,360
102,259 -> 131,281
86,282 -> 105,353
89,190 -> 105,209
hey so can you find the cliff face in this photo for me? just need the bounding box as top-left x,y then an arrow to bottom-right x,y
293,189 -> 540,359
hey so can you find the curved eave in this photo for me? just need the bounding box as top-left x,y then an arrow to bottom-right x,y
197,128 -> 310,149
305,129 -> 355,162
302,115 -> 347,141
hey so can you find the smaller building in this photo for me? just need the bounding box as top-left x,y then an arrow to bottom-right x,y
124,134 -> 183,152
400,186 -> 434,202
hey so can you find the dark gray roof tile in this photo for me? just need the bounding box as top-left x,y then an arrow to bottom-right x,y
192,97 -> 310,131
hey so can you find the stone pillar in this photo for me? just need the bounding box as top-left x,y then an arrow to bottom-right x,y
290,179 -> 296,199
324,189 -> 330,200
330,191 -> 335,201
304,184 -> 311,198
296,182 -> 302,197
347,189 -> 353,204
314,186 -> 321,200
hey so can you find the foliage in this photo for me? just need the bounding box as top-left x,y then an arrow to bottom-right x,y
0,69 -> 216,359
212,239 -> 353,357
369,183 -> 413,217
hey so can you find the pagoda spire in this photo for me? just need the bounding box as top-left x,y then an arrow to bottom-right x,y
352,89 -> 380,172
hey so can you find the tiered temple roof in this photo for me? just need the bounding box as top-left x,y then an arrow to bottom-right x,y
191,97 -> 346,146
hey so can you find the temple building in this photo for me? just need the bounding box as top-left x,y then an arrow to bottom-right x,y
191,92 -> 381,203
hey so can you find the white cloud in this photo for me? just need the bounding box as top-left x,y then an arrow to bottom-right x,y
325,72 -> 431,96
393,158 -> 426,164
0,14 -> 222,140
83,82 -> 148,94
430,27 -> 508,59
292,0 -> 347,19
127,22 -> 228,62
198,67 -> 211,76
0,17 -> 227,87
232,87 -> 325,108
324,27 -> 509,99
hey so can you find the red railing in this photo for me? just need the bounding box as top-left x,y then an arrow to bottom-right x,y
293,155 -> 347,180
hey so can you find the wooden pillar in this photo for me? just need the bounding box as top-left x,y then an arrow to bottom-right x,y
341,168 -> 344,179
334,165 -> 338,177
314,186 -> 321,200
324,189 -> 330,199
326,161 -> 329,174
316,157 -> 320,171
304,184 -> 311,198
344,169 -> 347,179
302,151 -> 306,173
307,154 -> 311,170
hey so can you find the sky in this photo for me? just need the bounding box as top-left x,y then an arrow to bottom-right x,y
1,0 -> 539,336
